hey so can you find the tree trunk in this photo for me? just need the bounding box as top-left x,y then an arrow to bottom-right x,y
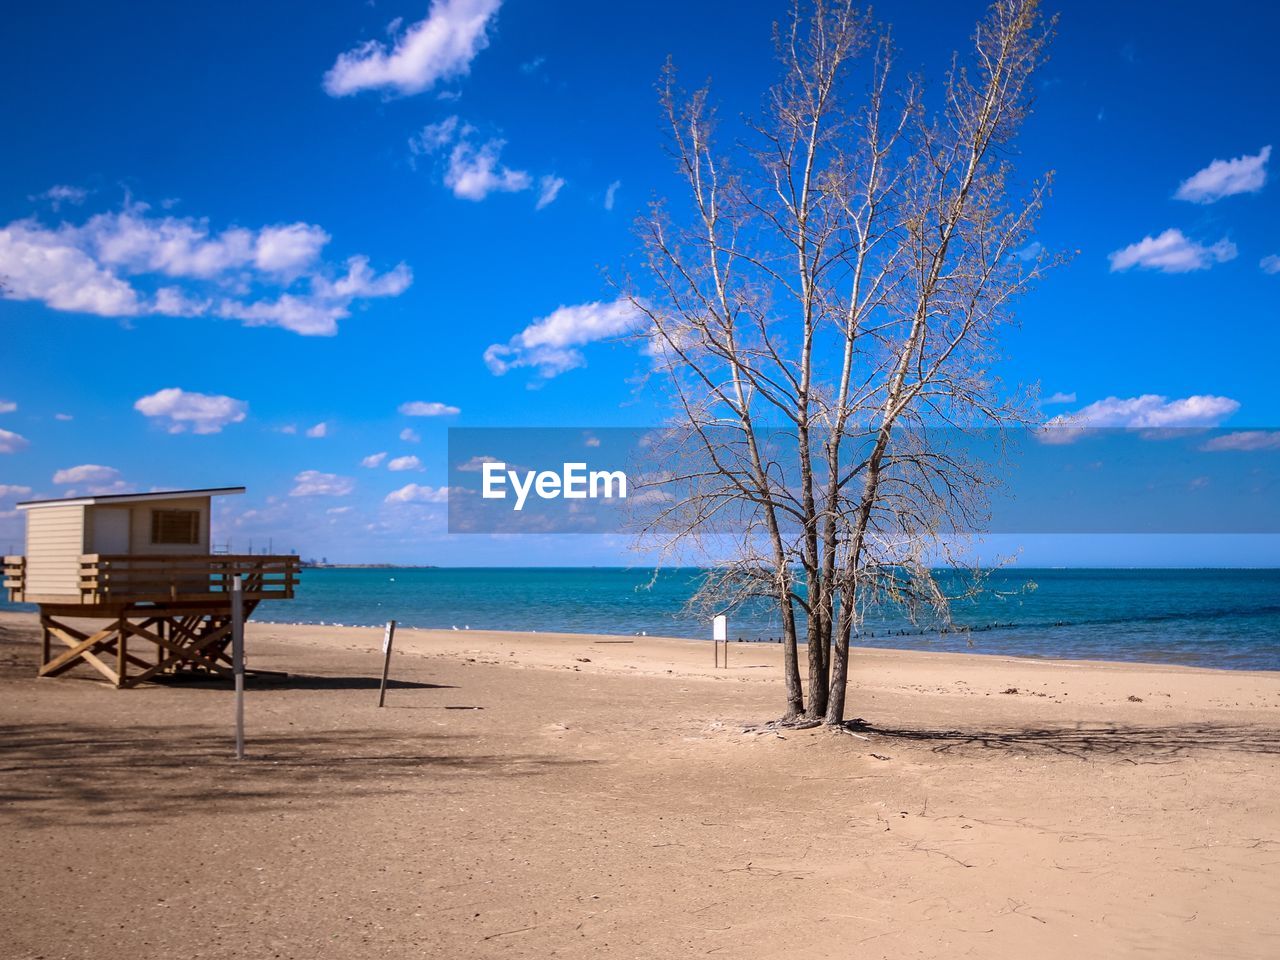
824,591 -> 854,725
780,595 -> 805,719
805,587 -> 831,719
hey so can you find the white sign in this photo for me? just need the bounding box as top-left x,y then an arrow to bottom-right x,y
382,621 -> 395,653
712,614 -> 727,642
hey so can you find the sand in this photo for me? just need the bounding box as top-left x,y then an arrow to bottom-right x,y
2,609 -> 1279,959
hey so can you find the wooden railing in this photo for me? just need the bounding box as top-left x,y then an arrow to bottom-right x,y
76,554 -> 300,604
3,555 -> 25,603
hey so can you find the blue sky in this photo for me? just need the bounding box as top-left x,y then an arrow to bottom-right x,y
1,0 -> 1278,564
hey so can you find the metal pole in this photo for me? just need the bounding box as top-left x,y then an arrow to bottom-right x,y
232,574 -> 245,760
378,620 -> 397,708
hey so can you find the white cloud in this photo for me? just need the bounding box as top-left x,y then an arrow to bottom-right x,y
306,422 -> 329,438
485,298 -> 645,377
0,219 -> 143,316
387,455 -> 424,472
385,483 -> 451,504
216,256 -> 412,336
134,387 -> 248,434
254,223 -> 331,275
0,203 -> 411,336
326,505 -> 352,515
456,454 -> 499,471
399,401 -> 460,416
54,413 -> 73,421
1175,145 -> 1271,204
1108,229 -> 1237,273
1200,431 -> 1280,452
410,116 -> 559,206
536,175 -> 565,210
0,484 -> 32,499
0,399 -> 15,413
604,180 -> 621,210
323,0 -> 502,97
1012,240 -> 1044,262
444,139 -> 532,200
1042,394 -> 1240,443
53,463 -> 120,485
0,428 -> 30,453
400,427 -> 421,443
29,184 -> 88,210
1043,391 -> 1076,405
1261,254 -> 1280,275
289,470 -> 355,497
361,452 -> 388,468
411,116 -> 462,154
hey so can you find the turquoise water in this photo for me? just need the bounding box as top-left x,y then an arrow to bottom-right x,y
6,567 -> 1279,671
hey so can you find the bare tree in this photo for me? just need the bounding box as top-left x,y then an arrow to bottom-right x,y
631,0 -> 1058,725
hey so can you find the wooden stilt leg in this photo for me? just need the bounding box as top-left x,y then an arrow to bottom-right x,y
117,616 -> 128,688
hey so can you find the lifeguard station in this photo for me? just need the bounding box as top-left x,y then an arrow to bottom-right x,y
3,487 -> 298,687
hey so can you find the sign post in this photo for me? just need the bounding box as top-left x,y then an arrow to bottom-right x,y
713,614 -> 727,669
377,620 -> 397,708
231,575 -> 245,760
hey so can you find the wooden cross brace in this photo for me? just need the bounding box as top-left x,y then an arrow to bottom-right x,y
37,602 -> 259,688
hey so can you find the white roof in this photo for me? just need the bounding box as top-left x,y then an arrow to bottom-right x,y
16,486 -> 246,511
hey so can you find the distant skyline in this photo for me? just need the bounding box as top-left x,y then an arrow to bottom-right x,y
2,0 -> 1278,565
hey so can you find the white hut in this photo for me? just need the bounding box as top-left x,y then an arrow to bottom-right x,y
3,486 -> 298,687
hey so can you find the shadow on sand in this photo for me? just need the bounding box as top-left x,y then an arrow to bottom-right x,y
0,722 -> 590,830
149,672 -> 456,691
851,720 -> 1280,762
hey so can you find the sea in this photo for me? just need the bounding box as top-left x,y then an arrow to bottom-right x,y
5,567 -> 1279,671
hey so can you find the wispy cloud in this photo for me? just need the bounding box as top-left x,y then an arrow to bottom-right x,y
29,184 -> 89,211
1261,254 -> 1280,275
387,455 -> 424,472
485,298 -> 645,378
410,117 -> 564,205
0,200 -> 411,335
305,422 -> 329,438
1042,391 -> 1076,405
400,427 -> 421,443
0,484 -> 32,499
456,454 -> 499,472
0,399 -> 16,414
290,470 -> 354,497
0,428 -> 28,454
536,175 -> 565,210
399,401 -> 460,416
323,0 -> 502,98
1108,229 -> 1236,273
1042,393 -> 1240,443
1201,430 -> 1280,452
385,483 -> 451,503
604,180 -> 621,210
53,463 -> 120,485
134,387 -> 248,434
1174,145 -> 1271,204
361,452 -> 388,468
445,138 -> 532,200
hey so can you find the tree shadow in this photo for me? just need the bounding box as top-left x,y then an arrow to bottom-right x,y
150,673 -> 455,691
0,722 -> 590,830
849,719 -> 1280,762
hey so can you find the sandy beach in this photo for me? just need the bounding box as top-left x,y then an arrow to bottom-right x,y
2,609 -> 1279,959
